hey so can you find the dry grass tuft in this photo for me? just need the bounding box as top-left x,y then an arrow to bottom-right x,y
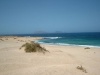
14,37 -> 17,39
20,42 -> 49,54
0,39 -> 4,41
84,47 -> 90,49
76,65 -> 87,73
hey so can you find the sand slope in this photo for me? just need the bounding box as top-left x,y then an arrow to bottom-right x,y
0,37 -> 100,75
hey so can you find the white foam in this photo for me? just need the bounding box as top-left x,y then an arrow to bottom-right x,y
43,37 -> 62,39
36,41 -> 100,48
77,45 -> 100,48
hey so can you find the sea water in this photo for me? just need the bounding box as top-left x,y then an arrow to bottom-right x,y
3,32 -> 100,48
35,32 -> 100,48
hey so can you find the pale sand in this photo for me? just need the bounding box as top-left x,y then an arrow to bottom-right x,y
0,36 -> 100,75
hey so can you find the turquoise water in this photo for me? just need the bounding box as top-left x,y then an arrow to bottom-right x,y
36,32 -> 100,47
3,32 -> 100,47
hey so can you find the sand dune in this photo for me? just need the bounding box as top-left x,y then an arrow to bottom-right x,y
0,36 -> 100,75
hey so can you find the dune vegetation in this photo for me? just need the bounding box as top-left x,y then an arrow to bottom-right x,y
20,42 -> 48,54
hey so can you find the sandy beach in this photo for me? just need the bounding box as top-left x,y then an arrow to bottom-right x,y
0,36 -> 100,75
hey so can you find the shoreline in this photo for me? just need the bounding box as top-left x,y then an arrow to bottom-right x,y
35,40 -> 100,49
1,36 -> 100,48
37,42 -> 100,49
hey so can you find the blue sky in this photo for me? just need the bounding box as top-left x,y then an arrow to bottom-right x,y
0,0 -> 100,34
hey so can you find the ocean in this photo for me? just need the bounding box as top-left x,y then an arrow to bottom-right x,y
3,32 -> 100,48
34,32 -> 100,48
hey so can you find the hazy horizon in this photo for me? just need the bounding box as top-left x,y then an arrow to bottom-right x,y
0,0 -> 100,34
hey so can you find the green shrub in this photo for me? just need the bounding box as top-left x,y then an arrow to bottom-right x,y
20,42 -> 48,54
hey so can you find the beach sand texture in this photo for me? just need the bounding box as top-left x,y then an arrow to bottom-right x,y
0,36 -> 100,75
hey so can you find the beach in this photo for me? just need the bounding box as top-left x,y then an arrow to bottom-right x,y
0,36 -> 100,75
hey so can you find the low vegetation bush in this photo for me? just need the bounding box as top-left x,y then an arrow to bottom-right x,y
84,47 -> 90,49
20,42 -> 48,54
76,65 -> 87,73
0,39 -> 4,41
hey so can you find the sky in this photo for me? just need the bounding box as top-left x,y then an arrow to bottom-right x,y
0,0 -> 100,34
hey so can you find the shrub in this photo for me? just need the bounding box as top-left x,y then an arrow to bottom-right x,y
14,37 -> 17,39
0,39 -> 4,41
20,42 -> 48,54
84,47 -> 90,49
76,65 -> 87,73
